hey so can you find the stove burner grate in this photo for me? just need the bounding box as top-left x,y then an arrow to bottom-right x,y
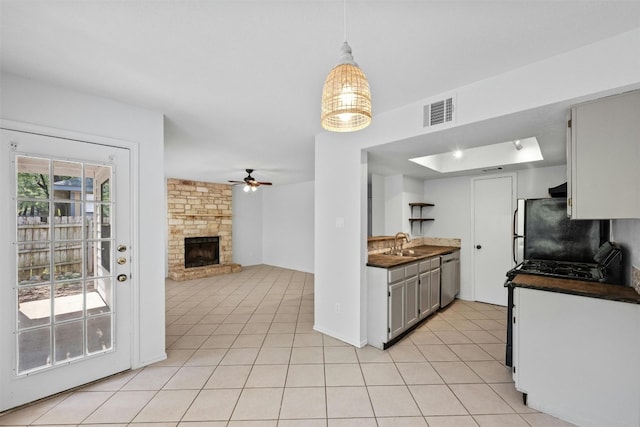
509,259 -> 604,282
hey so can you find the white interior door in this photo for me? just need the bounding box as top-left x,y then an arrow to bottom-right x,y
472,175 -> 514,306
0,129 -> 132,411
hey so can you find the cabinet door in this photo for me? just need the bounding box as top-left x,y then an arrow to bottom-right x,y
419,272 -> 430,319
388,281 -> 405,339
405,276 -> 419,328
569,90 -> 640,219
430,267 -> 441,313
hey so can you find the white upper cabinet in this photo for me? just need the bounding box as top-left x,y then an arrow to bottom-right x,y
567,90 -> 640,219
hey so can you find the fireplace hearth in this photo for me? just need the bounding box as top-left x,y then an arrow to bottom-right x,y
184,236 -> 219,268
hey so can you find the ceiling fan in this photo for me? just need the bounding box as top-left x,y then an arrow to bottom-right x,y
228,169 -> 272,192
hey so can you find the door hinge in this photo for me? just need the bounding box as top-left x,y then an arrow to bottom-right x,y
513,366 -> 516,374
513,316 -> 516,324
568,197 -> 572,207
567,119 -> 572,128
388,327 -> 391,333
388,291 -> 391,297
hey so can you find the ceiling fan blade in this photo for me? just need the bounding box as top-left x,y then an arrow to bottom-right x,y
228,170 -> 272,187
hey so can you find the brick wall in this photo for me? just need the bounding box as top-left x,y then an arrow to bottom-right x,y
167,178 -> 241,281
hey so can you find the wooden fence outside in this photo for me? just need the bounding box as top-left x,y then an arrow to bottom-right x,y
17,216 -> 95,283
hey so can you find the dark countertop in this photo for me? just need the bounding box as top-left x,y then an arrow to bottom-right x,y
367,245 -> 459,269
509,273 -> 640,305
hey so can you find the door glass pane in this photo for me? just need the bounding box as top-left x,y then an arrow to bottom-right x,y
17,242 -> 50,284
87,279 -> 112,315
54,282 -> 84,322
18,285 -> 51,329
87,241 -> 111,277
54,320 -> 84,363
87,315 -> 112,354
14,154 -> 117,375
52,160 -> 82,202
16,156 -> 50,200
18,328 -> 51,373
53,242 -> 83,280
97,201 -> 112,272
86,164 -> 109,201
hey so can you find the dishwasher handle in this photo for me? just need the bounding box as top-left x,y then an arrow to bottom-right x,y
440,251 -> 459,264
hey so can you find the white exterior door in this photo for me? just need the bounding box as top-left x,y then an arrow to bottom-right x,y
472,175 -> 514,306
0,129 -> 132,411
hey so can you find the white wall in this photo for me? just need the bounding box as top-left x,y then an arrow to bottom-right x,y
370,174 -> 385,235
0,73 -> 166,367
315,135 -> 366,346
516,165 -> 566,199
315,29 -> 640,347
232,186 -> 264,267
402,175 -> 424,237
232,181 -> 315,274
383,175 -> 423,236
262,181 -> 314,273
423,175 -> 474,299
384,175 -> 403,235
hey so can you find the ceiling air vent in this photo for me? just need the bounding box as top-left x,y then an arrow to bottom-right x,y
423,96 -> 455,128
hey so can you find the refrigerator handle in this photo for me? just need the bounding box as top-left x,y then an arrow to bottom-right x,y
512,205 -> 522,264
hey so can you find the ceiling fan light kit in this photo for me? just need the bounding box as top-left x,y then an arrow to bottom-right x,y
321,1 -> 371,133
228,169 -> 272,193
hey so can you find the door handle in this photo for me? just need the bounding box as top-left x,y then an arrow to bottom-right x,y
476,245 -> 482,249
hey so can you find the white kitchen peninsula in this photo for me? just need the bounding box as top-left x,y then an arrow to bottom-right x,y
511,282 -> 640,427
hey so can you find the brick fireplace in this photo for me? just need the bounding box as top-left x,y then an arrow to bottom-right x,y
167,178 -> 241,281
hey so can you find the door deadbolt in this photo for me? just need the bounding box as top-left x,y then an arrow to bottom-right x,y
117,245 -> 127,252
117,274 -> 128,282
117,257 -> 127,265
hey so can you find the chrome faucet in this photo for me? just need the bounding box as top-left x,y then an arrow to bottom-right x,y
393,232 -> 411,254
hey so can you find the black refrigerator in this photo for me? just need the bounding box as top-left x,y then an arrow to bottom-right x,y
513,198 -> 609,264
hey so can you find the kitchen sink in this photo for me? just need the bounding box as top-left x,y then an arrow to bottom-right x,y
383,250 -> 417,257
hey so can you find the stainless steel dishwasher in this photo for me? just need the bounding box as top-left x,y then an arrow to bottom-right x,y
440,251 -> 460,307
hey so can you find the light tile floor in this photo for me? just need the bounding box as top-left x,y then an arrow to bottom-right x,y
0,265 -> 575,426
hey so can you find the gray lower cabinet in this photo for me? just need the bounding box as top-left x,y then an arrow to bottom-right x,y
419,257 -> 441,319
405,275 -> 419,328
388,280 -> 405,339
367,256 -> 441,349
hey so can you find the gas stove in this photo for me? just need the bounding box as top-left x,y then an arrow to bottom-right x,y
507,259 -> 605,282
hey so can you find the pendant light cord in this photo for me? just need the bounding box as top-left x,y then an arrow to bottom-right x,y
343,0 -> 347,42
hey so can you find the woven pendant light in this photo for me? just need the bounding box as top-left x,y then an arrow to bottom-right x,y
321,42 -> 372,132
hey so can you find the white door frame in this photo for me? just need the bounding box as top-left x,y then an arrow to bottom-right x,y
0,119 -> 141,411
470,172 -> 517,303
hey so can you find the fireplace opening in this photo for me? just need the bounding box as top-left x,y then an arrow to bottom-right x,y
184,236 -> 220,268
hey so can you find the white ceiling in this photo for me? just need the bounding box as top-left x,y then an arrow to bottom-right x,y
2,1 -> 639,185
